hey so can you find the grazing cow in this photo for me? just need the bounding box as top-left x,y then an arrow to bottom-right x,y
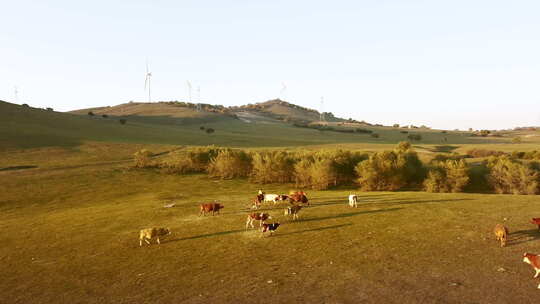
139,227 -> 171,246
264,194 -> 283,204
523,253 -> 540,281
246,212 -> 271,229
199,203 -> 224,216
261,223 -> 281,236
284,205 -> 303,220
348,194 -> 358,208
289,191 -> 309,205
531,218 -> 540,231
493,224 -> 508,247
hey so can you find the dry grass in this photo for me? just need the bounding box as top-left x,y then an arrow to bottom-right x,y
1,145 -> 540,303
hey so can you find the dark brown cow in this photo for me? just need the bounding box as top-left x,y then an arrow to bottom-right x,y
289,191 -> 309,205
246,212 -> 272,228
284,205 -> 303,220
199,203 -> 224,216
261,223 -> 281,236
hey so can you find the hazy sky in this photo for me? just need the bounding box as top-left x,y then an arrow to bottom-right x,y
1,0 -> 539,130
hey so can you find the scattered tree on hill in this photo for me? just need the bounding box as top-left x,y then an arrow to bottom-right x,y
512,137 -> 522,144
200,126 -> 205,130
88,111 -> 94,116
22,103 -> 29,107
371,133 -> 380,138
102,114 -> 108,118
400,130 -> 409,134
119,119 -> 127,125
393,124 -> 400,128
407,134 -> 422,141
206,128 -> 215,134
46,107 -> 53,111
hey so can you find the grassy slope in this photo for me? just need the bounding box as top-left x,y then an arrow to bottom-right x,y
2,101 -> 513,152
1,155 -> 540,303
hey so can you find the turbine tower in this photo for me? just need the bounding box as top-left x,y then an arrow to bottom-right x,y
320,96 -> 326,122
186,80 -> 192,103
144,60 -> 152,102
196,86 -> 202,112
14,86 -> 19,102
280,82 -> 287,101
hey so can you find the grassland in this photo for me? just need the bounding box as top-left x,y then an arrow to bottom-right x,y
2,99 -> 540,303
1,144 -> 540,304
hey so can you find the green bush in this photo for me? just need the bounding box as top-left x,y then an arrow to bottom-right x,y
159,146 -> 221,174
424,159 -> 470,193
355,144 -> 425,191
250,151 -> 295,184
133,149 -> 154,168
486,156 -> 539,195
207,149 -> 252,179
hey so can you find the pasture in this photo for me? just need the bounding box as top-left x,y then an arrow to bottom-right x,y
1,143 -> 540,303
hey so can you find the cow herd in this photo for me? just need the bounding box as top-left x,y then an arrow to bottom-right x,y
139,190 -> 360,245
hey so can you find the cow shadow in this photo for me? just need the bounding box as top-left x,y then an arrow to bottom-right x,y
295,207 -> 402,223
168,228 -> 246,243
273,223 -> 353,237
365,198 -> 473,206
508,229 -> 540,246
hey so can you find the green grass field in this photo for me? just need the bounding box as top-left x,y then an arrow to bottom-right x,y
2,100 -> 540,303
1,144 -> 540,304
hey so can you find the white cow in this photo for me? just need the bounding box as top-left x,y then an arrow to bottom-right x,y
264,194 -> 282,204
348,194 -> 358,208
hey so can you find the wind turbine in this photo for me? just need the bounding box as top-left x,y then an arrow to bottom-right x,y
320,96 -> 326,122
14,86 -> 19,102
144,60 -> 152,102
280,82 -> 287,100
186,80 -> 192,103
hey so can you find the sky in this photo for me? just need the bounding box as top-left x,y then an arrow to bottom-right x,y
1,0 -> 539,130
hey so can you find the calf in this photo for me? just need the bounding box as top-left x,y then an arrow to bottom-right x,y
261,223 -> 281,236
348,194 -> 358,208
284,205 -> 303,220
531,218 -> 540,231
523,253 -> 540,280
246,212 -> 271,229
289,191 -> 309,205
493,224 -> 508,247
139,227 -> 171,246
199,202 -> 224,216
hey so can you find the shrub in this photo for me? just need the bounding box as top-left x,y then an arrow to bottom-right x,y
133,149 -> 154,168
119,119 -> 127,124
200,126 -> 205,130
371,133 -> 380,138
46,107 -> 53,111
206,128 -> 215,134
486,156 -> 539,195
159,146 -> 221,174
102,114 -> 108,118
393,124 -> 400,128
355,128 -> 373,134
424,159 -> 470,193
250,151 -> 295,184
88,111 -> 94,116
22,103 -> 29,107
207,149 -> 252,179
355,144 -> 425,191
466,149 -> 505,158
407,134 -> 422,141
512,137 -> 522,144
395,141 -> 411,152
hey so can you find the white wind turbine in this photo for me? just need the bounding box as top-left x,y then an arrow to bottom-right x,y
144,60 -> 152,102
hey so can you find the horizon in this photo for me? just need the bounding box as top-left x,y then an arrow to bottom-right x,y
1,0 -> 539,130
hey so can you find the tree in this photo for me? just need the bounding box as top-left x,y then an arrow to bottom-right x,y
424,159 -> 470,193
88,111 -> 95,116
206,128 -> 215,134
512,137 -> 522,144
119,119 -> 127,125
393,124 -> 400,128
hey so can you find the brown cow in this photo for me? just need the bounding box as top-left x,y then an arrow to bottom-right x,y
246,212 -> 272,229
289,191 -> 309,205
199,202 -> 224,216
284,205 -> 303,220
